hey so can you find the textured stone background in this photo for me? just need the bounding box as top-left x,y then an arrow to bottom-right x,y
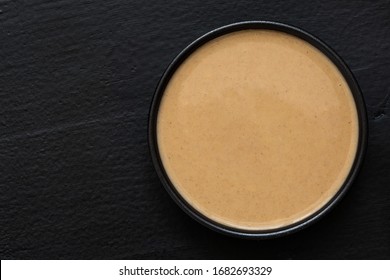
0,0 -> 389,259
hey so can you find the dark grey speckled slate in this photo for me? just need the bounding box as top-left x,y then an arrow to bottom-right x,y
0,0 -> 389,259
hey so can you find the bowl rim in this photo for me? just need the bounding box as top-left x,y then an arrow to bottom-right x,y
148,20 -> 368,239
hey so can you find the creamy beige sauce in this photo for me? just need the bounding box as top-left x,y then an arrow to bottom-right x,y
157,30 -> 359,230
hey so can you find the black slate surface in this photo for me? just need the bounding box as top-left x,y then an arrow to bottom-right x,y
0,0 -> 389,259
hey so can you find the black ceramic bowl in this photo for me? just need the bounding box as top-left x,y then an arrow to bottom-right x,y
148,21 -> 368,239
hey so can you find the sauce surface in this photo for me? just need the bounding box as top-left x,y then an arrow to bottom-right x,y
157,30 -> 359,230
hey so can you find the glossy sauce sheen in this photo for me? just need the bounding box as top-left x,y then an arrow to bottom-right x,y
157,30 -> 359,230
